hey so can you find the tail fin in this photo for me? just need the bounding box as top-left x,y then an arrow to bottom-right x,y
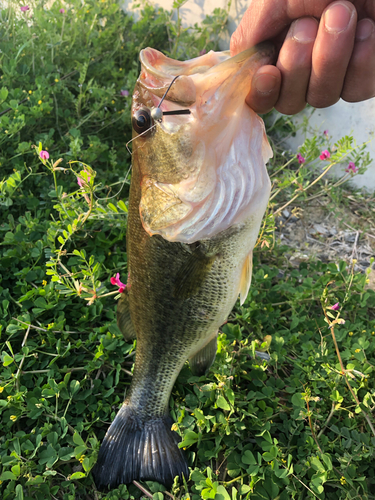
92,404 -> 188,490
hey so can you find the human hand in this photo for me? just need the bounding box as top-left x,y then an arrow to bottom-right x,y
230,0 -> 375,114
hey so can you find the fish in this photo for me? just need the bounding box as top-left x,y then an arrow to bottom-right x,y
92,42 -> 275,490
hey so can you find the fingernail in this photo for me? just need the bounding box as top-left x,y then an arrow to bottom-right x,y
324,2 -> 352,34
291,17 -> 319,43
254,74 -> 277,94
355,19 -> 375,41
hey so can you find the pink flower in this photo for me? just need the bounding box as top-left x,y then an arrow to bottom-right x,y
120,90 -> 129,97
199,49 -> 207,56
59,8 -> 65,13
330,303 -> 340,311
77,170 -> 91,188
319,150 -> 330,161
39,150 -> 49,160
345,161 -> 358,174
21,5 -> 29,11
297,153 -> 305,164
110,273 -> 126,293
323,130 -> 329,137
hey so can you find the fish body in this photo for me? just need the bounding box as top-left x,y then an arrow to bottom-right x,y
92,43 -> 274,490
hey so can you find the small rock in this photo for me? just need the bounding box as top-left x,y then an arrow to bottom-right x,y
344,232 -> 356,243
359,260 -> 370,268
282,209 -> 291,219
313,223 -> 328,235
318,253 -> 329,262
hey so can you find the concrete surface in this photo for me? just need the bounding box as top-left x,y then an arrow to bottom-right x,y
122,0 -> 375,191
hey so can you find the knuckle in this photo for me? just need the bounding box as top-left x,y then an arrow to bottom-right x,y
275,99 -> 306,115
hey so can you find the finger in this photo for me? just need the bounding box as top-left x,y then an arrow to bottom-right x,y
245,65 -> 281,114
342,18 -> 375,102
307,1 -> 357,108
230,0 -> 334,55
275,17 -> 319,114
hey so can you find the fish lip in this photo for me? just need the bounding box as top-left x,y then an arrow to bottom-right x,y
139,42 -> 275,80
138,48 -> 198,107
137,43 -> 275,109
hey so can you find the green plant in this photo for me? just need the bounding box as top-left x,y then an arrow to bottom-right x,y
1,1 -> 375,499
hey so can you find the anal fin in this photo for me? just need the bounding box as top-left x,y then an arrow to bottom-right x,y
239,250 -> 253,305
189,333 -> 217,376
117,292 -> 137,341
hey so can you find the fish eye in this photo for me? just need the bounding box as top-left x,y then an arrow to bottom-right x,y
132,107 -> 153,136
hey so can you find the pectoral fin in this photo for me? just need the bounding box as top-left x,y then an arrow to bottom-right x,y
116,292 -> 137,341
239,251 -> 253,305
174,247 -> 216,299
189,333 -> 218,376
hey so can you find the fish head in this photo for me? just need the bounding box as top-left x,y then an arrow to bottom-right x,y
131,44 -> 275,243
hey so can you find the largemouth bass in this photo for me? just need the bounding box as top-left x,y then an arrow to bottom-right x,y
92,43 -> 274,490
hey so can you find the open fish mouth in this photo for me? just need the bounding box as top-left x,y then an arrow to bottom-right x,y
132,43 -> 276,244
138,43 -> 275,109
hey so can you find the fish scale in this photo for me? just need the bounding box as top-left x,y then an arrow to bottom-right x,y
92,43 -> 275,490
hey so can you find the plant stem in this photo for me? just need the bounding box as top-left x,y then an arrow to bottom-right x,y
305,397 -> 322,453
15,324 -> 31,391
42,413 -> 75,434
274,161 -> 337,216
22,367 -> 87,375
132,481 -> 153,499
324,310 -> 375,437
317,403 -> 336,439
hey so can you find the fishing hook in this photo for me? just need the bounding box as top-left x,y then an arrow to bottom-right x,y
151,75 -> 191,121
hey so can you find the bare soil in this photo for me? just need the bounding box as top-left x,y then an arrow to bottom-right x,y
275,195 -> 375,290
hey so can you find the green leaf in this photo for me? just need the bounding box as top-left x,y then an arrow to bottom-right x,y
291,393 -> 305,408
70,471 -> 86,480
34,297 -> 48,309
178,430 -> 199,448
73,432 -> 85,447
310,456 -> 325,473
11,464 -> 20,477
239,485 -> 251,495
0,87 -> 8,101
262,445 -> 278,462
216,485 -> 231,500
216,395 -> 230,411
108,202 -> 118,212
225,388 -> 235,406
0,471 -> 17,481
58,447 -> 75,461
330,390 -> 343,403
15,484 -> 24,500
3,354 -> 14,366
321,453 -> 332,471
274,468 -> 289,479
118,200 -> 128,212
246,465 -> 259,476
70,380 -> 80,396
242,450 -> 257,465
